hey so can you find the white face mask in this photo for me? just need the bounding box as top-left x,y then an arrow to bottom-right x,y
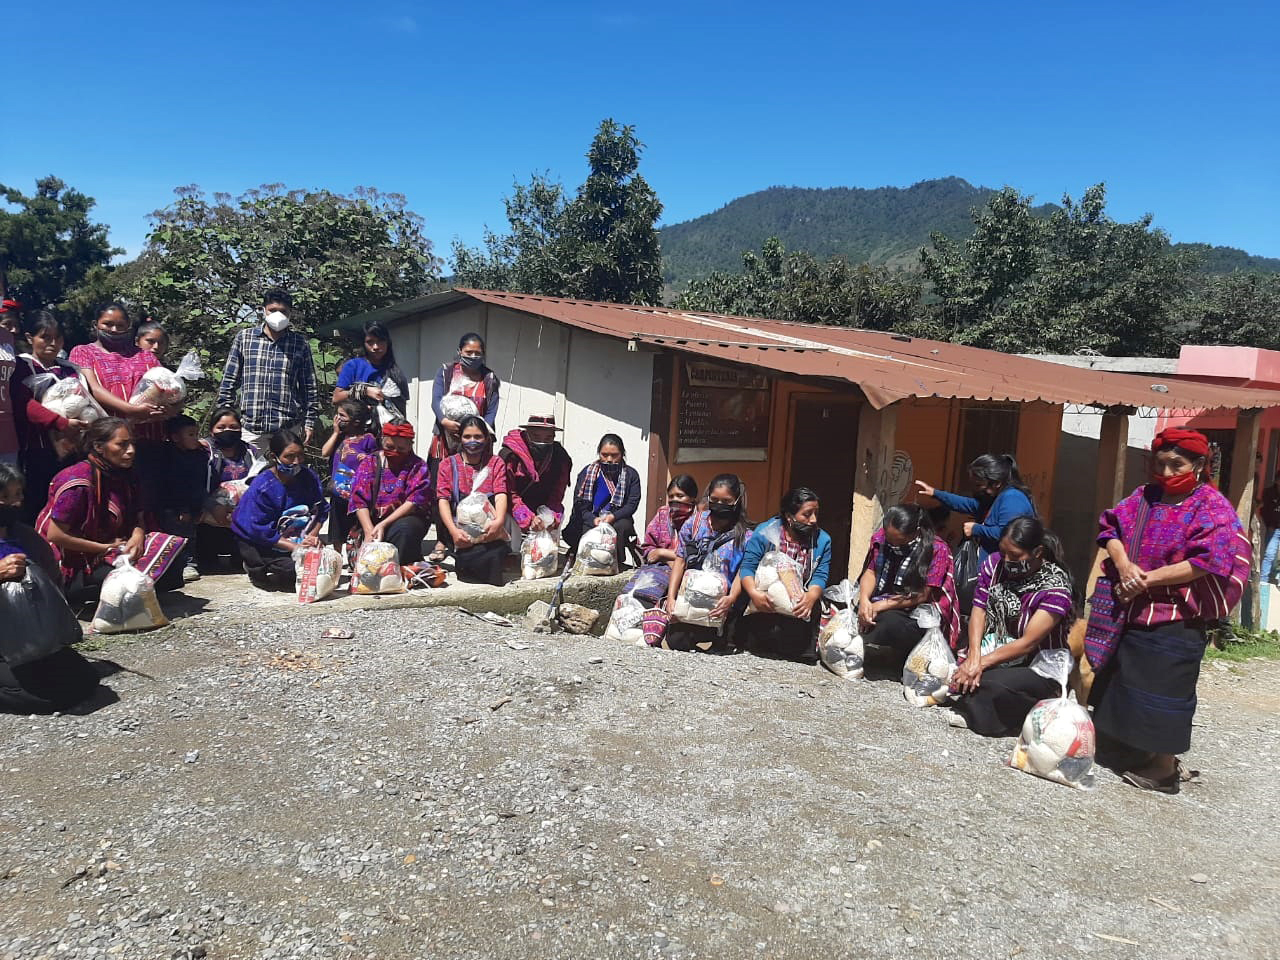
264,310 -> 290,332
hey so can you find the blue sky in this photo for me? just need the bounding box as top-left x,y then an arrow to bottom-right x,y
9,0 -> 1279,262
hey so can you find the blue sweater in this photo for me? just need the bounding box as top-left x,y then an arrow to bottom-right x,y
231,468 -> 329,551
933,486 -> 1036,561
739,517 -> 833,591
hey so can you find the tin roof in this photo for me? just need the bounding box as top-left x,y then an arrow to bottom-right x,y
342,288 -> 1280,413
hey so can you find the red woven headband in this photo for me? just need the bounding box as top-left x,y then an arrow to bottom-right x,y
1152,427 -> 1209,458
382,422 -> 415,439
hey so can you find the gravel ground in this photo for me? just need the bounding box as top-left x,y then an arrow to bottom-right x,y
1,602 -> 1277,960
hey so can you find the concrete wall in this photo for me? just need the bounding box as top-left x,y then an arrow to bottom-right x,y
394,302 -> 654,514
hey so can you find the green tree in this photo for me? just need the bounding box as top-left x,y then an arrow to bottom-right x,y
1175,272 -> 1280,350
453,119 -> 664,304
119,184 -> 440,419
674,236 -> 923,330
0,176 -> 122,340
921,183 -> 1194,355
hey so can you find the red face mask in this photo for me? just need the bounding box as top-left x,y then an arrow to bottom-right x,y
1156,470 -> 1199,495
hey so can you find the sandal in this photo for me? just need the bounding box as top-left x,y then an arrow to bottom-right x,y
1121,767 -> 1181,795
426,544 -> 449,563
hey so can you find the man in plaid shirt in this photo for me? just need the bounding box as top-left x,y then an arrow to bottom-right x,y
217,289 -> 319,443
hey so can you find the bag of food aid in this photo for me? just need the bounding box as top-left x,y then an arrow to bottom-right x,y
439,394 -> 479,423
38,376 -> 104,423
455,465 -> 499,540
901,604 -> 956,707
91,555 -> 169,634
573,522 -> 618,576
0,563 -> 83,666
202,479 -> 248,526
129,350 -> 203,407
603,592 -> 646,644
1009,692 -> 1097,790
349,539 -> 407,595
747,550 -> 806,616
673,568 -> 729,627
521,530 -> 559,580
818,579 -> 864,680
295,545 -> 342,604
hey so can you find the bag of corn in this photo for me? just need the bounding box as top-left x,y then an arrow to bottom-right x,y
91,555 -> 169,634
573,522 -> 618,576
818,579 -> 864,680
349,540 -> 406,595
1009,692 -> 1097,789
901,604 -> 956,707
438,394 -> 479,423
295,545 -> 342,604
747,550 -> 806,616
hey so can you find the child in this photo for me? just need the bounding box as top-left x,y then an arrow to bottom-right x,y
198,406 -> 264,568
135,319 -> 169,359
160,414 -> 213,583
320,399 -> 377,549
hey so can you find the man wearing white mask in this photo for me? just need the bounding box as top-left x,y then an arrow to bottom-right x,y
217,289 -> 319,445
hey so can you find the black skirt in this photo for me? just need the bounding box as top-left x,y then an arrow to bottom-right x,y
737,611 -> 819,662
951,666 -> 1061,737
1090,621 -> 1207,755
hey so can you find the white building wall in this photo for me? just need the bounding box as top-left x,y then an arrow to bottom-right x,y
397,302 -> 653,514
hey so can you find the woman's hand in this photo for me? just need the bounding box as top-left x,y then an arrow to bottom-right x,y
951,656 -> 983,694
710,595 -> 733,620
0,553 -> 28,583
529,514 -> 546,533
369,523 -> 387,544
1115,559 -> 1148,601
746,586 -> 771,612
663,594 -> 676,615
366,386 -> 384,403
793,593 -> 817,621
441,418 -> 459,434
595,513 -> 615,527
914,480 -> 936,498
858,596 -> 877,630
453,528 -> 474,548
962,521 -> 976,537
145,404 -> 170,421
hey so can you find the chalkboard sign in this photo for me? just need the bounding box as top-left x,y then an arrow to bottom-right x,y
676,361 -> 772,462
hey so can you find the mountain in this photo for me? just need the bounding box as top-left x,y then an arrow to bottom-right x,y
658,178 -> 1280,287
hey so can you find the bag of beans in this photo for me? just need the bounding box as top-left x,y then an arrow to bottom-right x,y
901,604 -> 956,707
818,579 -> 864,680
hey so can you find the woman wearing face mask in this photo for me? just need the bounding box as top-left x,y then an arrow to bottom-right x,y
0,463 -> 103,714
9,311 -> 95,522
68,304 -> 172,446
617,474 -> 700,607
347,421 -> 433,563
230,428 -> 328,590
334,320 -> 410,430
564,435 -> 643,569
855,504 -> 961,668
948,517 -> 1075,734
737,487 -> 835,661
648,474 -> 753,652
1086,428 -> 1250,794
435,415 -> 511,585
498,413 -> 573,543
914,453 -> 1036,566
429,333 -> 500,465
37,418 -> 187,601
196,407 -> 265,569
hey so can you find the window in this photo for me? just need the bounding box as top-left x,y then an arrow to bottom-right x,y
952,405 -> 1020,490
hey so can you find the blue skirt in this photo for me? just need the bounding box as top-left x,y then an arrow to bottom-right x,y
1090,621 -> 1207,755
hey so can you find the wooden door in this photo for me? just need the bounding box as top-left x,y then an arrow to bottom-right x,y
788,396 -> 861,576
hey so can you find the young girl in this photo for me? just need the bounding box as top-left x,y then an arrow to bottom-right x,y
199,407 -> 264,569
321,400 -> 377,549
135,319 -> 169,359
333,319 -> 410,429
619,474 -> 699,606
435,415 -> 510,585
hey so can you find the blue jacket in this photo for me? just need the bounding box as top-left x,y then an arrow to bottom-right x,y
231,468 -> 329,551
739,517 -> 833,591
933,486 -> 1036,561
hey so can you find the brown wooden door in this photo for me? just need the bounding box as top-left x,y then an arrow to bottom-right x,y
788,396 -> 860,576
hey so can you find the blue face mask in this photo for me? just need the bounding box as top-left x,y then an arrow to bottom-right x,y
461,439 -> 486,454
277,461 -> 302,477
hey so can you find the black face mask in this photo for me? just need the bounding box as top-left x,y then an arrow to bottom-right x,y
529,441 -> 553,458
789,520 -> 817,540
708,501 -> 739,520
212,431 -> 242,448
0,505 -> 19,527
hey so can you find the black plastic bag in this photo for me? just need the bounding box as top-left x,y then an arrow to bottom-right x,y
953,538 -> 981,616
0,565 -> 82,667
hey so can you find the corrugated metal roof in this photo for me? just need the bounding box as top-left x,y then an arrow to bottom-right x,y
343,288 -> 1280,413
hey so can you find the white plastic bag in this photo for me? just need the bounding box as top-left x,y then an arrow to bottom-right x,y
455,464 -> 499,540
295,545 -> 342,604
604,592 -> 646,644
901,604 -> 956,707
40,377 -> 104,423
130,350 -> 202,406
1009,692 -> 1097,789
747,550 -> 805,616
573,522 -> 618,576
818,579 -> 864,680
91,555 -> 169,634
202,479 -> 248,526
521,530 -> 559,580
673,568 -> 729,627
349,540 -> 406,595
439,394 -> 479,422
